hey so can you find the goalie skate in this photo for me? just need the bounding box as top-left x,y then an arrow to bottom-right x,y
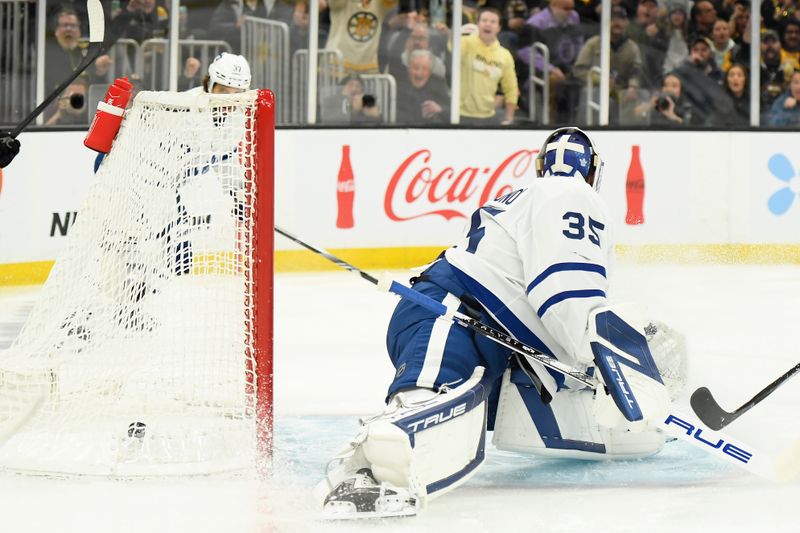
322,468 -> 418,520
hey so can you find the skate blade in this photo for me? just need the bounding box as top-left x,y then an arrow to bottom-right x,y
321,508 -> 417,521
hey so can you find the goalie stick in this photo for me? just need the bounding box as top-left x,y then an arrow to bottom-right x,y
275,226 -> 782,481
10,0 -> 106,137
274,225 -> 594,388
690,362 -> 800,430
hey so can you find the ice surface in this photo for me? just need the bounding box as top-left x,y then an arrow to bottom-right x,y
2,263 -> 800,532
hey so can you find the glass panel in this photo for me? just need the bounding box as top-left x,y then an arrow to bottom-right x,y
4,0 -> 790,131
0,0 -> 37,128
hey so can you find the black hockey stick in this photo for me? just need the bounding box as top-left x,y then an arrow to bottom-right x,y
10,0 -> 106,137
274,225 -> 596,387
690,362 -> 800,430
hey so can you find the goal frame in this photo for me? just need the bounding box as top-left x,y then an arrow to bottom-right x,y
252,89 -> 275,473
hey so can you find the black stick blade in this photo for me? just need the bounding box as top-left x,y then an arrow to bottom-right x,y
690,387 -> 738,431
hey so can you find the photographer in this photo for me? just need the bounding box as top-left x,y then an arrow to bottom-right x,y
351,93 -> 383,124
320,74 -> 381,125
45,78 -> 89,126
649,72 -> 693,126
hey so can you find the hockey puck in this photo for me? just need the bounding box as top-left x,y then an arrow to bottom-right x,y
127,421 -> 147,438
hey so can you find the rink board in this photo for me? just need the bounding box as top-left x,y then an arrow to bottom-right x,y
2,128 -> 800,284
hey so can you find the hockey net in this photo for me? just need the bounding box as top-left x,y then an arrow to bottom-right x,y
0,89 -> 274,477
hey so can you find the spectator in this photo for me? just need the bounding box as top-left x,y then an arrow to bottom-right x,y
782,19 -> 800,69
459,7 -> 519,125
728,0 -> 750,43
688,0 -> 717,39
44,77 -> 89,126
627,0 -> 669,90
726,28 -> 796,120
710,18 -> 735,69
646,72 -> 694,126
573,6 -> 644,124
379,5 -> 419,73
111,0 -> 169,43
760,29 -> 795,118
386,23 -> 448,80
768,68 -> 800,126
673,35 -> 731,125
209,0 -> 268,54
662,3 -> 689,74
396,49 -> 450,124
320,74 -> 376,123
715,0 -> 736,21
499,0 -> 539,52
723,62 -> 750,125
326,0 -> 398,74
45,8 -> 112,94
769,0 -> 798,30
517,0 -> 583,122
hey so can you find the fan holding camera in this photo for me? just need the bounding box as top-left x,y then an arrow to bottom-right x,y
648,72 -> 693,126
45,77 -> 89,127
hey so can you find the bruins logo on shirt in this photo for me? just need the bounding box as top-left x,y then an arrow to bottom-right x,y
347,11 -> 378,42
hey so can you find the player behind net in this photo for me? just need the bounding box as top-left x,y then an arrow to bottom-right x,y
314,127 -> 687,519
98,52 -> 253,330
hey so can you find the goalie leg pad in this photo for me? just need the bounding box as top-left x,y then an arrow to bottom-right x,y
493,369 -> 664,460
314,367 -> 492,517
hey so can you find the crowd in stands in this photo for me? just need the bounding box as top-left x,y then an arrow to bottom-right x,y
31,0 -> 800,127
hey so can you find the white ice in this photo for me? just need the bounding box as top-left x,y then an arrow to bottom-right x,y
2,263 -> 800,532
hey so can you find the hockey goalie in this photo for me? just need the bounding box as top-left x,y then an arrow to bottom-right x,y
313,127 -> 688,519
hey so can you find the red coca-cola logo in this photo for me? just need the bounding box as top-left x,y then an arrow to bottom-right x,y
384,148 -> 539,221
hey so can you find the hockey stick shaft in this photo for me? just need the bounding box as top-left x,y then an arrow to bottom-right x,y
690,361 -> 800,430
274,225 -> 595,387
11,0 -> 106,137
276,226 -> 783,480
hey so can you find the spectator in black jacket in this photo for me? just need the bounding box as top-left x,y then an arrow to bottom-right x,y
396,49 -> 450,124
723,62 -> 750,126
628,0 -> 669,90
673,35 -> 731,125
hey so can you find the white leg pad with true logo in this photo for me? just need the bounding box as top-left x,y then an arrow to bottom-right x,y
314,367 -> 492,514
493,369 -> 665,460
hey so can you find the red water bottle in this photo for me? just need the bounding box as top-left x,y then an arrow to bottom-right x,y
84,77 -> 133,153
625,145 -> 645,225
336,145 -> 355,229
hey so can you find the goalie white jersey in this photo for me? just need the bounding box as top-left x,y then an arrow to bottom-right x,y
444,176 -> 613,391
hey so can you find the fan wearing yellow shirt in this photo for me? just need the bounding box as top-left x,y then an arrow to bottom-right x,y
460,7 -> 520,126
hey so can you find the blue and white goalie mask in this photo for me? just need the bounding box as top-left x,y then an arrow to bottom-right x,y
535,127 -> 604,191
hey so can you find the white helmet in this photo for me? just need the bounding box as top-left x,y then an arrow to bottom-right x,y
207,52 -> 251,92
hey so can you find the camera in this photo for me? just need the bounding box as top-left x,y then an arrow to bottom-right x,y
655,95 -> 672,111
69,93 -> 85,111
362,94 -> 376,109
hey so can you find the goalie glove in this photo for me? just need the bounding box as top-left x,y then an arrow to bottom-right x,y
587,304 -> 670,428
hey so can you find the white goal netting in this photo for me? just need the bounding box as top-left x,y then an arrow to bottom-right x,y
0,90 -> 273,477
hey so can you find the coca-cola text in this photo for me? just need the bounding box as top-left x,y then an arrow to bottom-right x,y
384,149 -> 538,222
